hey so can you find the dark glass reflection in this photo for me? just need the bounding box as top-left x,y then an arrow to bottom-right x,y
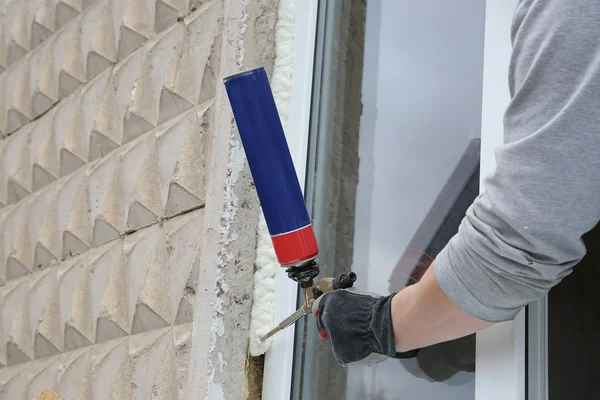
548,223 -> 600,399
389,139 -> 479,386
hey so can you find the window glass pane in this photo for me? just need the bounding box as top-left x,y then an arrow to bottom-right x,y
297,0 -> 487,399
348,1 -> 485,397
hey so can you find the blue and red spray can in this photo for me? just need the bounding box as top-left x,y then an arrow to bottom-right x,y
223,67 -> 356,341
223,67 -> 319,276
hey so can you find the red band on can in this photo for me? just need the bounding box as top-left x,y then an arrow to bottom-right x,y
271,224 -> 319,266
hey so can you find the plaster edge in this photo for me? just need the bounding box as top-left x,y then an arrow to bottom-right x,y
187,0 -> 280,399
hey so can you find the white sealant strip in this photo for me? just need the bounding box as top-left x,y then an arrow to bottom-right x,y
248,0 -> 296,357
260,0 -> 319,399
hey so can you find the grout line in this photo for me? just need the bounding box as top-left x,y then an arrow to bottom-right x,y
0,105 -> 206,212
0,203 -> 206,287
0,322 -> 195,371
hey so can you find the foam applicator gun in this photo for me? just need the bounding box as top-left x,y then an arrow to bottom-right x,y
223,67 -> 357,342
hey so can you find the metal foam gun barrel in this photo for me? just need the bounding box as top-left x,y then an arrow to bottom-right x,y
223,67 -> 319,273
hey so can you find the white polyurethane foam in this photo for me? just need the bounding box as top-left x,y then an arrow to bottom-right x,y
248,0 -> 296,357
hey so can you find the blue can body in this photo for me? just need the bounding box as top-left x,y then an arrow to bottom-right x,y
223,68 -> 319,268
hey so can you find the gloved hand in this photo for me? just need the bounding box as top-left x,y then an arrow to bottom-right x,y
312,288 -> 419,367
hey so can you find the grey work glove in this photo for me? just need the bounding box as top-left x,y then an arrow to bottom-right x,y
312,288 -> 419,367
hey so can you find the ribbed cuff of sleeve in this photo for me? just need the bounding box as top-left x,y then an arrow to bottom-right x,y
434,233 -> 522,323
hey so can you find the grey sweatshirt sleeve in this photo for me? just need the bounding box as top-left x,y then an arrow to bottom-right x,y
434,0 -> 600,322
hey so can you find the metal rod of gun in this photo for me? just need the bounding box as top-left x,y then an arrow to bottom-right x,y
259,306 -> 309,342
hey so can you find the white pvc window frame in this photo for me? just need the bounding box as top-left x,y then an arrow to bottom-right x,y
477,1 -> 527,400
261,1 -> 319,399
265,1 -> 530,400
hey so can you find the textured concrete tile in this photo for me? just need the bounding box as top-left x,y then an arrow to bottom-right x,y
173,323 -> 192,399
56,346 -> 92,399
91,337 -> 129,399
3,121 -> 33,203
0,205 -> 15,283
57,254 -> 90,351
89,71 -> 123,160
1,275 -> 30,366
155,26 -> 196,125
4,63 -> 32,133
31,1 -> 55,49
122,134 -> 163,231
130,27 -> 183,129
88,155 -> 124,246
88,240 -> 128,343
0,140 -> 6,206
54,96 -> 86,177
4,200 -> 35,279
30,269 -> 61,359
54,18 -> 84,100
0,364 -> 27,400
156,108 -> 207,218
5,2 -> 31,67
111,48 -> 148,144
25,357 -> 58,400
184,1 -> 221,104
127,225 -> 171,334
56,1 -> 90,30
30,40 -> 58,116
31,112 -> 59,191
80,0 -> 116,80
129,327 -> 177,400
114,0 -> 156,61
156,112 -> 194,207
163,210 -> 202,324
29,184 -> 60,268
58,170 -> 91,259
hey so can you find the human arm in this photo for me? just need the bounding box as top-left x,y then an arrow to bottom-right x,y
390,262 -> 493,352
431,0 -> 600,324
394,0 -> 600,351
314,0 -> 600,365
312,262 -> 492,367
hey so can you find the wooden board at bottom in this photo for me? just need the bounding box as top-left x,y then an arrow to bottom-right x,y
36,388 -> 62,400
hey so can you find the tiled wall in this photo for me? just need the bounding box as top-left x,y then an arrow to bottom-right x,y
0,0 -> 243,398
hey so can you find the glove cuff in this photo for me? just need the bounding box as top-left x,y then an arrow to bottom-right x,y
371,293 -> 419,359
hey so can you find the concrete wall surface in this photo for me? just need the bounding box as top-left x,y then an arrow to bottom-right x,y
0,0 -> 277,398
